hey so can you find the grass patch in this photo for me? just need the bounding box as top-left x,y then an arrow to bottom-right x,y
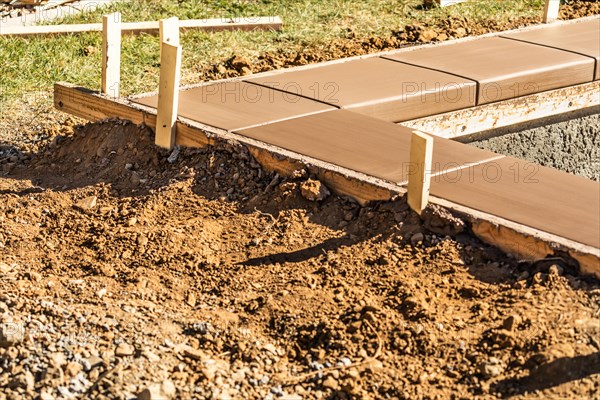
1,0 -> 545,109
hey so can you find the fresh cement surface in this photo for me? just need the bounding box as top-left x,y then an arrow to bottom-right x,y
469,112 -> 600,181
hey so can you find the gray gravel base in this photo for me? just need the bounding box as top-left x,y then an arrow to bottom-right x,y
469,113 -> 600,181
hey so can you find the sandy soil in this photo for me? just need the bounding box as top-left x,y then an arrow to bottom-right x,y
0,121 -> 599,400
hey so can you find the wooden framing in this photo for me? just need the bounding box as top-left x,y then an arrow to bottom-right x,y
402,81 -> 600,140
159,17 -> 180,61
155,42 -> 182,149
407,131 -> 433,215
53,82 -> 600,278
0,16 -> 283,37
50,13 -> 600,279
101,12 -> 121,98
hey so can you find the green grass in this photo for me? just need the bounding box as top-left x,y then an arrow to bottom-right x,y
0,0 -> 545,108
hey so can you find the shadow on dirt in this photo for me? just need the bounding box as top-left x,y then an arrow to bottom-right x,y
492,352 -> 600,398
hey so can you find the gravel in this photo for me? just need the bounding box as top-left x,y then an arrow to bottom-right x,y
469,112 -> 600,181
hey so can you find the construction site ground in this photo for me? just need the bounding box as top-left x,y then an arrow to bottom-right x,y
1,2 -> 599,400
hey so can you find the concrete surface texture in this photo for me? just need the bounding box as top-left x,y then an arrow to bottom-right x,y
134,82 -> 334,131
235,109 -> 502,184
502,18 -> 600,79
384,36 -> 596,104
245,57 -> 476,122
470,113 -> 600,181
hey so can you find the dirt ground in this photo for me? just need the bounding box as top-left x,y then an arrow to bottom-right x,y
1,2 -> 600,400
1,120 -> 599,400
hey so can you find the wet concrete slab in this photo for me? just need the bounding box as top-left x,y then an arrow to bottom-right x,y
133,81 -> 334,131
383,37 -> 595,104
236,109 -> 502,184
245,57 -> 476,122
430,156 -> 600,248
502,18 -> 600,80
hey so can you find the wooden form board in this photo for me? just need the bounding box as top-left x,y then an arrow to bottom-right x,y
0,16 -> 283,37
543,0 -> 561,23
53,82 -> 600,278
101,13 -> 121,98
402,81 -> 600,140
155,42 -> 182,149
159,17 -> 180,60
407,131 -> 433,215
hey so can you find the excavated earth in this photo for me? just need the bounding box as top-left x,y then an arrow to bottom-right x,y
1,2 -> 600,399
0,121 -> 599,400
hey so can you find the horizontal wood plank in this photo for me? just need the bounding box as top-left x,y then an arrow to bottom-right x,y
1,16 -> 282,37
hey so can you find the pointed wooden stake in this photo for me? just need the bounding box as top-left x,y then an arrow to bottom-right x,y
543,0 -> 560,23
101,12 -> 121,98
155,42 -> 181,149
407,131 -> 434,215
159,17 -> 179,60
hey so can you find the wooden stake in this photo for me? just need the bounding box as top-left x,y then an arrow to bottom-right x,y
407,131 -> 434,215
155,42 -> 181,149
543,0 -> 560,23
159,17 -> 180,61
101,12 -> 121,98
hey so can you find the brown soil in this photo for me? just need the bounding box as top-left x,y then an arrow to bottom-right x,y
1,2 -> 600,399
1,121 -> 599,400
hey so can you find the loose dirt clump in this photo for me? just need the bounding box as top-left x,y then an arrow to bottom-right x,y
1,121 -> 599,399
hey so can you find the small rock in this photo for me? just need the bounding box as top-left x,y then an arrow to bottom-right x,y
502,314 -> 522,331
452,27 -> 467,38
8,370 -> 35,391
548,264 -> 564,276
49,352 -> 67,368
418,29 -> 438,42
81,356 -> 103,375
410,232 -> 424,244
300,179 -> 330,201
322,375 -> 339,390
127,217 -> 138,227
229,55 -> 251,72
130,172 -> 141,185
142,348 -> 161,363
138,380 -> 176,400
75,196 -> 97,211
280,395 -> 303,400
186,292 -> 196,307
240,66 -> 253,76
40,390 -> 55,400
480,357 -> 504,378
115,342 -> 134,357
181,346 -> 207,361
65,361 -> 83,377
0,322 -> 23,348
137,235 -> 149,247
